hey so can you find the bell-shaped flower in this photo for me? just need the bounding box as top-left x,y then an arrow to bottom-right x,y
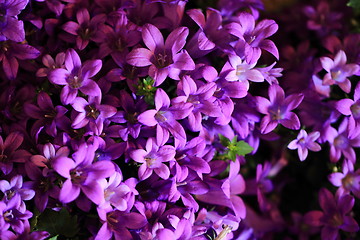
288,130 -> 321,161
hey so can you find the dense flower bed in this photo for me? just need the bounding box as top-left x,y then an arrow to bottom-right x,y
1,0 -> 360,239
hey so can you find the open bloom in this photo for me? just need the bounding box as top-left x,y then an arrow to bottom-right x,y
130,138 -> 175,180
0,0 -> 28,42
320,50 -> 359,93
48,48 -> 102,105
288,130 -> 321,161
126,24 -> 195,86
255,84 -> 304,134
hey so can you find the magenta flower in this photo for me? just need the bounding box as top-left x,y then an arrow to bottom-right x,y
130,138 -> 175,180
48,48 -> 102,105
306,189 -> 359,240
126,24 -> 195,86
36,52 -> 65,78
320,50 -> 359,93
255,84 -> 304,134
288,130 -> 321,161
53,143 -> 115,204
62,8 -> 106,50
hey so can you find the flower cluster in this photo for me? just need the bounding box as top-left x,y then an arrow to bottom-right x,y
0,0 -> 360,239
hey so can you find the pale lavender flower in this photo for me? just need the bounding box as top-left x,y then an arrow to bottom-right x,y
255,84 -> 304,134
320,50 -> 359,93
130,138 -> 175,180
126,24 -> 195,86
48,48 -> 102,105
288,130 -> 321,161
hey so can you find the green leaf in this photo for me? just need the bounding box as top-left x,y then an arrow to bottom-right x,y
136,76 -> 157,105
348,0 -> 360,9
218,135 -> 254,161
219,134 -> 230,147
35,208 -> 79,238
47,236 -> 59,240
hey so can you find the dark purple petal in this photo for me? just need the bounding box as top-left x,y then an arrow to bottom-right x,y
62,21 -> 80,35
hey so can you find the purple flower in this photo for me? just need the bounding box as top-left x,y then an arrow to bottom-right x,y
62,8 -> 106,50
95,209 -> 147,240
328,160 -> 360,198
0,195 -> 33,234
320,50 -> 359,93
48,48 -> 102,105
130,138 -> 175,180
222,54 -> 264,86
227,12 -> 279,63
137,88 -> 192,146
255,84 -> 304,134
53,143 -> 115,204
0,0 -> 28,42
306,189 -> 359,240
288,130 -> 321,161
98,12 -> 141,66
0,41 -> 40,80
71,96 -> 117,135
24,92 -> 68,138
172,76 -> 221,132
335,82 -> 360,129
36,52 -> 65,78
186,8 -> 232,58
0,175 -> 34,208
126,24 -> 195,86
0,132 -> 29,175
327,118 -> 360,163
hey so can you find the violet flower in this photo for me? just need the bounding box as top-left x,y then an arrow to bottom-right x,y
305,189 -> 359,240
130,137 -> 175,180
71,96 -> 117,135
320,50 -> 359,93
137,88 -> 192,146
255,84 -> 304,134
48,48 -> 102,105
0,0 -> 28,42
126,24 -> 195,86
53,143 -> 115,204
288,130 -> 321,161
36,52 -> 65,77
62,8 -> 106,50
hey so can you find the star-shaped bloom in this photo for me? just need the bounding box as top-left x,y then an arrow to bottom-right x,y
320,50 -> 359,93
126,24 -> 195,86
288,130 -> 321,161
130,138 -> 175,180
48,48 -> 102,105
255,84 -> 304,134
